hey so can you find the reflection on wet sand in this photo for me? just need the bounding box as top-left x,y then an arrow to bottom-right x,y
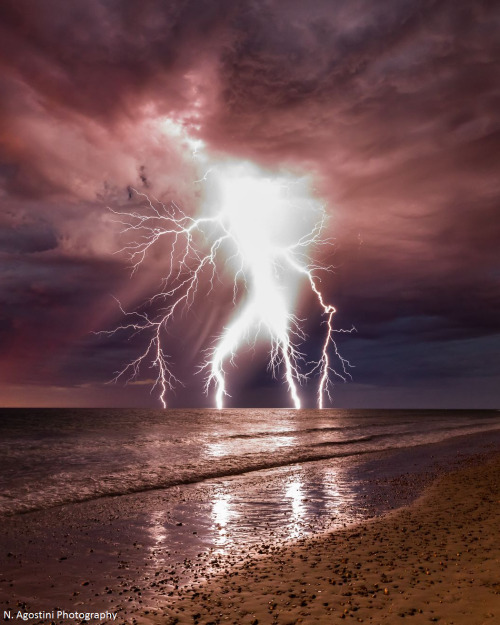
282,464 -> 344,540
211,490 -> 236,550
142,436 -> 353,592
149,510 -> 168,546
284,477 -> 305,538
322,465 -> 343,515
147,510 -> 170,568
149,460 -> 351,566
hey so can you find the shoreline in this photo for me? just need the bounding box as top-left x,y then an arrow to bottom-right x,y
2,411 -> 499,519
158,452 -> 500,624
1,431 -> 499,623
5,425 -> 500,519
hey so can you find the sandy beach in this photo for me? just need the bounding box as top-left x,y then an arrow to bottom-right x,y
1,422 -> 499,624
160,454 -> 500,625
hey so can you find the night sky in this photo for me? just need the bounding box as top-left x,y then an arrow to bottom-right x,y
0,0 -> 499,409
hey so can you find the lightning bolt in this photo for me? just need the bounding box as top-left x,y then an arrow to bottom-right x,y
103,162 -> 353,408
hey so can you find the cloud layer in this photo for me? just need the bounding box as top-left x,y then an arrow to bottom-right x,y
0,0 -> 499,407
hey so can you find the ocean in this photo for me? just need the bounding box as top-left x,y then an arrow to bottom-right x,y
1,408 -> 499,518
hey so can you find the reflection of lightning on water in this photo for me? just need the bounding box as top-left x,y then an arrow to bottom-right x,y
285,476 -> 306,539
103,163 -> 353,408
211,492 -> 233,549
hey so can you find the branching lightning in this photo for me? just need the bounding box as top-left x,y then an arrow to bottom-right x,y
103,162 -> 353,408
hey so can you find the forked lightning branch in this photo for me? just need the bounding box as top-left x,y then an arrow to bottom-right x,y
103,162 -> 353,408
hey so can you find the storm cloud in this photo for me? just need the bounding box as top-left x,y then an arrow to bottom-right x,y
0,0 -> 498,407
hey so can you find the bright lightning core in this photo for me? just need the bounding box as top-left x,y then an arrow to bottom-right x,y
107,162 -> 353,409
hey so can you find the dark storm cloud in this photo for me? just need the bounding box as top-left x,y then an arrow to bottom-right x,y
0,222 -> 58,254
0,0 -> 498,406
0,0 -> 233,119
204,1 -> 500,154
0,252 -> 125,385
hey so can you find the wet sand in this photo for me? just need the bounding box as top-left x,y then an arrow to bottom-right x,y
1,432 -> 499,623
160,454 -> 500,625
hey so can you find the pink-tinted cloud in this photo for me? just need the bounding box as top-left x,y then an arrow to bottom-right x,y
0,0 -> 499,406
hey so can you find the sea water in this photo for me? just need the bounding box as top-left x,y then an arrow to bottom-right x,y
1,408 -> 499,517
